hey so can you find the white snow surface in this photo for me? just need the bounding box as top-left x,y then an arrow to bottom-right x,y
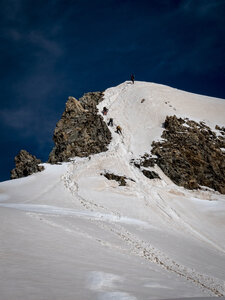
1,81 -> 225,300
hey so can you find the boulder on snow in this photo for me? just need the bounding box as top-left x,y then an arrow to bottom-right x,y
102,172 -> 135,186
130,155 -> 160,180
151,115 -> 225,194
10,150 -> 44,179
142,169 -> 160,180
48,92 -> 112,163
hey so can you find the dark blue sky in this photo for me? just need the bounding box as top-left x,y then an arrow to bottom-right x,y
1,0 -> 225,182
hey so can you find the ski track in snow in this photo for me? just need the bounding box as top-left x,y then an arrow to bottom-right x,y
0,203 -> 149,227
58,155 -> 225,295
55,83 -> 225,296
157,191 -> 225,254
101,83 -> 225,254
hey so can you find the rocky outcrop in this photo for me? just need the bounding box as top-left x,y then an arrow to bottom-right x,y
142,169 -> 160,180
48,92 -> 112,163
130,155 -> 160,180
101,172 -> 135,186
11,150 -> 44,179
151,116 -> 225,194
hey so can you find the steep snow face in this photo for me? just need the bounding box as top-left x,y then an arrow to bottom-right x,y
0,81 -> 225,300
99,81 -> 225,156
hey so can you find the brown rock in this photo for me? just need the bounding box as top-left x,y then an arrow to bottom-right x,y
48,92 -> 112,163
151,116 -> 225,194
11,150 -> 44,179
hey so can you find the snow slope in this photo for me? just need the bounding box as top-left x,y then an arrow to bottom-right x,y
0,81 -> 225,300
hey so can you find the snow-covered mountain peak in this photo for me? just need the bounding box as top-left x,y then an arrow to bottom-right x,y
100,81 -> 225,156
1,81 -> 225,299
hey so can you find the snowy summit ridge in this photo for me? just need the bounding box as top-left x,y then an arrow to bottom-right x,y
11,81 -> 225,193
1,81 -> 225,299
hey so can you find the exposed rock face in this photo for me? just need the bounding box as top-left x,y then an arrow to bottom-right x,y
48,92 -> 112,163
151,115 -> 225,194
11,150 -> 44,179
142,169 -> 160,180
130,155 -> 160,180
131,153 -> 155,169
101,172 -> 135,186
103,173 -> 127,186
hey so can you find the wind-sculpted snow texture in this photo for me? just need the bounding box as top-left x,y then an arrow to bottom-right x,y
1,81 -> 225,299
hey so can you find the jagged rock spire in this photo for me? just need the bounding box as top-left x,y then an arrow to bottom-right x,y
11,150 -> 44,179
48,92 -> 112,163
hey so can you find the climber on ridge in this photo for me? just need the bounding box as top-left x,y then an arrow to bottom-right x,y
108,118 -> 113,127
116,125 -> 122,135
131,74 -> 135,84
102,107 -> 108,115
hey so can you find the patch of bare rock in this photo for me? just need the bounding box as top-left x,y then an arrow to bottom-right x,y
130,156 -> 160,180
150,115 -> 225,194
101,172 -> 135,186
10,150 -> 44,179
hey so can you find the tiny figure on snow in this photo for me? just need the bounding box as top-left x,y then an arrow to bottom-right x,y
131,74 -> 135,84
116,125 -> 122,135
102,107 -> 108,115
108,118 -> 113,127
